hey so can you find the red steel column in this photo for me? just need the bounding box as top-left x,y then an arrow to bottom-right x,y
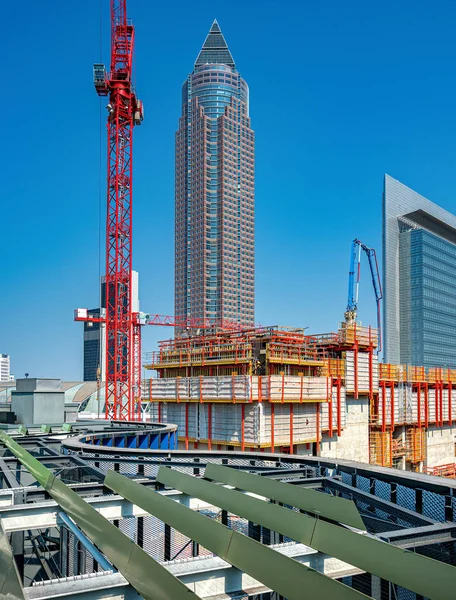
241,404 -> 245,451
436,381 -> 440,426
328,378 -> 333,438
417,383 -> 421,428
271,403 -> 275,453
391,384 -> 395,431
336,379 -> 342,437
354,322 -> 359,399
440,381 -> 444,427
290,403 -> 294,453
208,403 -> 212,451
425,383 -> 429,428
449,380 -> 453,425
185,403 -> 189,450
368,327 -> 373,400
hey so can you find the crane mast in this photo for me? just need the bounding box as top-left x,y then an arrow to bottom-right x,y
94,0 -> 143,420
345,238 -> 383,352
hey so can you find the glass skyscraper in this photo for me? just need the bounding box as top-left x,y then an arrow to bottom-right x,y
383,174 -> 456,368
175,21 -> 255,327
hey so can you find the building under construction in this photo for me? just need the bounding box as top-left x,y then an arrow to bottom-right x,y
140,322 -> 456,473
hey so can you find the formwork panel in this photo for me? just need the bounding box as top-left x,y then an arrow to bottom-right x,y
259,403 -> 317,445
263,375 -> 328,402
320,386 -> 347,431
345,351 -> 378,394
166,403 -> 198,439
144,375 -> 327,403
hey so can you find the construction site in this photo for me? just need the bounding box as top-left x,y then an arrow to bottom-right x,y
132,321 -> 455,473
2,0 -> 456,597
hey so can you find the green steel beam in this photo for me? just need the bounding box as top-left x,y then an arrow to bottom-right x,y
164,465 -> 456,600
0,432 -> 200,600
0,519 -> 24,600
204,462 -> 365,529
105,469 -> 369,600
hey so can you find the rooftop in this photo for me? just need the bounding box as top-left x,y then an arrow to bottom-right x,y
0,422 -> 455,599
194,20 -> 235,69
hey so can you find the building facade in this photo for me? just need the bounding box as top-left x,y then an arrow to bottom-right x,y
83,272 -> 140,381
175,20 -> 255,328
0,354 -> 13,382
383,174 -> 456,367
83,308 -> 103,381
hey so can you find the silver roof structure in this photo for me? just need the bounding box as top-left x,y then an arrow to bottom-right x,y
0,421 -> 455,599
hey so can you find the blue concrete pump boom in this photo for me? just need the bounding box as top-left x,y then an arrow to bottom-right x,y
345,239 -> 383,352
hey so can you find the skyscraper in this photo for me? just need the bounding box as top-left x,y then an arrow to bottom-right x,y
83,272 -> 139,381
383,174 -> 456,368
175,20 -> 255,327
0,354 -> 13,382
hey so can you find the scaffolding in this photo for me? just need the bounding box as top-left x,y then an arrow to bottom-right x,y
406,427 -> 426,464
370,430 -> 392,468
424,463 -> 456,478
144,326 -> 328,378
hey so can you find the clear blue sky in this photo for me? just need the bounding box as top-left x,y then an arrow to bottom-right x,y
3,0 -> 456,380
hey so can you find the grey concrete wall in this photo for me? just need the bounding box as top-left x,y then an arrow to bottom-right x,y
319,397 -> 370,463
426,424 -> 456,468
11,392 -> 34,424
34,392 -> 65,423
11,391 -> 65,424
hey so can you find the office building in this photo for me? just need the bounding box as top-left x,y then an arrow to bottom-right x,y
83,272 -> 139,381
383,174 -> 456,367
0,354 -> 13,382
175,20 -> 255,327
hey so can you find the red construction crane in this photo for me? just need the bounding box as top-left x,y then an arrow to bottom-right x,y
92,0 -> 143,421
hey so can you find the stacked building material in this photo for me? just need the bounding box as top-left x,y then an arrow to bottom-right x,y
144,375 -> 329,403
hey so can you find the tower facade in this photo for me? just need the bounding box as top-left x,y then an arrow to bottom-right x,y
175,21 -> 255,327
383,175 -> 456,368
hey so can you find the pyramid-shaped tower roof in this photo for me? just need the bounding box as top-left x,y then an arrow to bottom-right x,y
194,20 -> 235,69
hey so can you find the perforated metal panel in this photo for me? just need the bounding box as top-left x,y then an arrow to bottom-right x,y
397,485 -> 416,511
423,490 -> 445,522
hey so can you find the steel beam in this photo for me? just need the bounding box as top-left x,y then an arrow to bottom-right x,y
0,518 -> 24,599
0,431 -> 201,600
0,457 -> 21,488
204,462 -> 365,529
380,523 -> 456,548
158,466 -> 456,600
105,469 -> 369,600
0,489 -> 192,532
23,544 -> 364,600
324,479 -> 436,526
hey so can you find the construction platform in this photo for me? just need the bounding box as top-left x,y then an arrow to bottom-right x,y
135,323 -> 456,471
